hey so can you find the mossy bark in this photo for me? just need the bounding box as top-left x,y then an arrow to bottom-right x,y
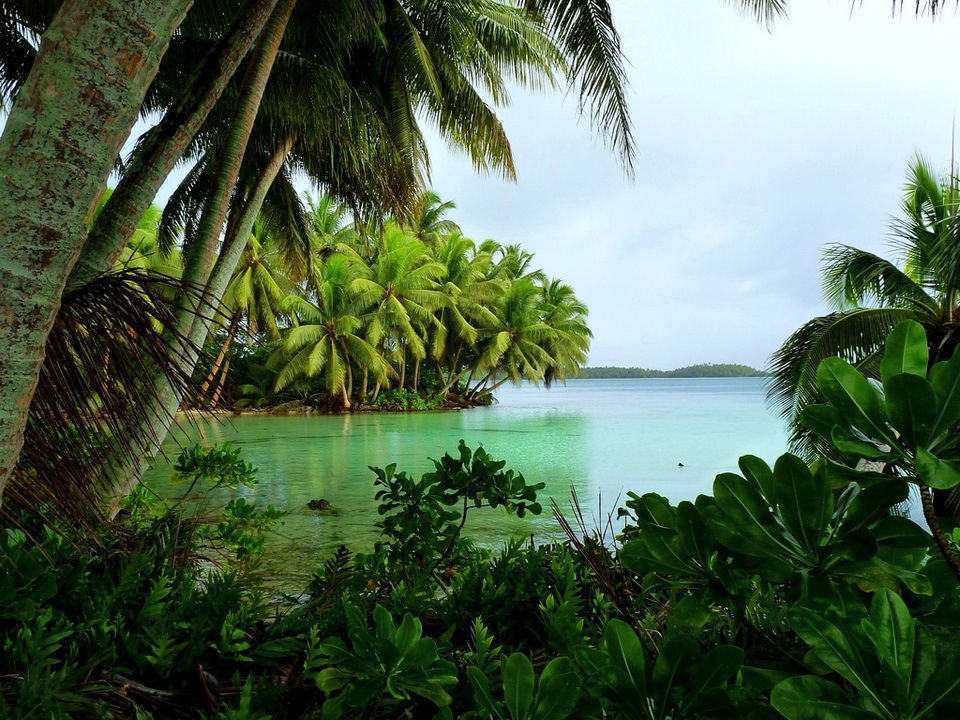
0,0 -> 191,499
68,0 -> 280,290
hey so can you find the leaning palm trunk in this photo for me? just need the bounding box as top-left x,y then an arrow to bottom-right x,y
201,311 -> 242,400
179,0 -> 297,298
105,5 -> 296,517
210,357 -> 232,407
68,0 -> 281,290
0,0 -> 191,500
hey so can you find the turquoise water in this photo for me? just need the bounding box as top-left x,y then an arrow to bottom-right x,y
145,377 -> 790,582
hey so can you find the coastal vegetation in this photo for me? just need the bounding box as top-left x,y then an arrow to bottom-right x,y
183,191 -> 592,412
4,321 -> 960,718
579,363 -> 767,379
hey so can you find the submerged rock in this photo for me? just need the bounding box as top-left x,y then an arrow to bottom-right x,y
307,499 -> 338,514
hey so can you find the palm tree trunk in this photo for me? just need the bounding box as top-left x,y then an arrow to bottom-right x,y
413,358 -> 421,392
919,483 -> 960,581
201,311 -> 241,400
102,136 -> 294,516
179,0 -> 297,298
340,381 -> 351,409
372,380 -> 382,403
68,0 -> 280,290
361,368 -> 369,400
0,0 -> 190,499
211,356 -> 232,407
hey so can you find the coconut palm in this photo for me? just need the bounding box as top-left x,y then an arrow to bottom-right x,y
537,277 -> 592,386
274,254 -> 391,408
349,224 -> 445,388
430,232 -> 502,393
469,276 -> 555,397
768,154 -> 960,456
201,220 -> 293,405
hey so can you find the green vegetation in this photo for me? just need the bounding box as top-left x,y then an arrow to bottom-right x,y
3,321 -> 960,718
192,194 -> 592,412
579,363 -> 767,379
769,154 -> 960,456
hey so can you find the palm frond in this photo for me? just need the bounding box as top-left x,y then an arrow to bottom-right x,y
6,269 -> 207,536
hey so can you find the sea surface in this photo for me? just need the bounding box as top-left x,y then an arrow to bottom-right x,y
144,377 -> 790,584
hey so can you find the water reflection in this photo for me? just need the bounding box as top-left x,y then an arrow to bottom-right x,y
144,378 -> 788,584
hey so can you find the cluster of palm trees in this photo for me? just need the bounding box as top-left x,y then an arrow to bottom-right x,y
192,191 -> 591,410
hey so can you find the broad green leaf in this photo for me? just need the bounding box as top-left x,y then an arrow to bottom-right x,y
881,320 -> 928,385
712,472 -> 792,557
599,619 -> 648,699
801,404 -> 844,440
675,501 -> 713,570
884,373 -> 936,448
316,667 -> 352,692
771,675 -> 877,720
837,480 -> 909,538
830,426 -> 896,461
738,455 -> 776,500
395,612 -> 422,654
773,453 -> 831,555
790,607 -> 882,706
928,350 -> 960,442
860,589 -> 914,710
468,666 -> 506,720
817,357 -> 899,448
503,653 -> 535,720
652,635 -> 697,705
688,645 -> 743,695
534,658 -> 581,720
918,636 -> 960,708
915,447 -> 960,490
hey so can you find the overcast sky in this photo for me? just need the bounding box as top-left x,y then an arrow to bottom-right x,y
419,1 -> 960,370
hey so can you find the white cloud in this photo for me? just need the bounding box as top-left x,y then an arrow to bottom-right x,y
425,0 -> 960,369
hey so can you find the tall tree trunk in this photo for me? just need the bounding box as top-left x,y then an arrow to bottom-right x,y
210,356 -> 231,407
102,137 -> 294,515
0,0 -> 191,499
68,0 -> 280,289
179,0 -> 296,297
413,358 -> 421,392
361,368 -> 369,400
200,311 -> 241,399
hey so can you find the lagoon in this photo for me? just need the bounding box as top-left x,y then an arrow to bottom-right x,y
145,377 -> 789,584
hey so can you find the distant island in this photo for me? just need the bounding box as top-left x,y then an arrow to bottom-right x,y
577,363 -> 769,379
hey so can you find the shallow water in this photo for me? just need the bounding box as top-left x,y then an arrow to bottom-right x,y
145,378 -> 790,584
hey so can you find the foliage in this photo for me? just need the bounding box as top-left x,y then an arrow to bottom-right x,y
768,155 -> 960,458
307,599 -> 458,719
362,440 -> 545,588
3,421 -> 960,719
579,363 -> 768,379
370,387 -> 440,411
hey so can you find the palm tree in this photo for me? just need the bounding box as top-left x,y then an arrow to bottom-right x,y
537,277 -> 592,387
350,224 -> 445,390
430,232 -> 502,394
201,220 -> 292,405
274,254 -> 391,408
768,154 -> 960,456
469,276 -> 555,398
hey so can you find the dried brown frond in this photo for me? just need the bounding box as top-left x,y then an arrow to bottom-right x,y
4,269 -> 213,540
